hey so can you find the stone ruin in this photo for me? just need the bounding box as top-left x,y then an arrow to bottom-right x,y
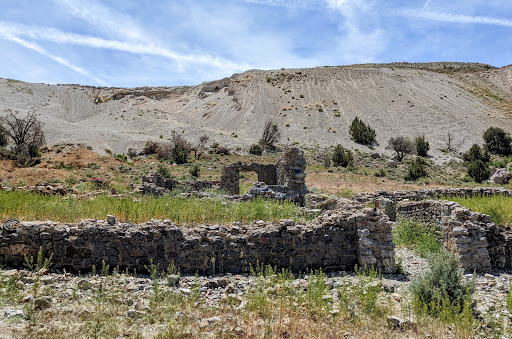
0,206 -> 396,275
139,172 -> 218,196
220,147 -> 308,204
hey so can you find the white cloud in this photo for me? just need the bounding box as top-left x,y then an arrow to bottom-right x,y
0,32 -> 107,85
399,9 -> 512,27
54,0 -> 146,41
0,21 -> 251,73
241,0 -> 321,9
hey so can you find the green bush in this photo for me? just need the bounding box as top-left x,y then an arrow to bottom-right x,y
467,159 -> 491,183
462,144 -> 490,164
410,250 -> 475,320
387,136 -> 414,161
249,144 -> 263,155
405,157 -> 428,181
483,127 -> 512,155
157,164 -> 173,179
332,144 -> 353,167
349,117 -> 376,145
189,164 -> 200,178
415,135 -> 430,157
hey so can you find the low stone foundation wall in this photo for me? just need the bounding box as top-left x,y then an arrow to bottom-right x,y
397,200 -> 512,271
354,187 -> 512,204
0,208 -> 396,274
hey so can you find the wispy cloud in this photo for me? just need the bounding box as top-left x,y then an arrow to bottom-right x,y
0,21 -> 251,73
0,31 -> 107,85
399,9 -> 512,27
54,0 -> 146,41
241,0 -> 322,9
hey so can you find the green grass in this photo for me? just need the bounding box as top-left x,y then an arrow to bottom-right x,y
446,194 -> 512,225
393,219 -> 442,257
0,190 -> 306,224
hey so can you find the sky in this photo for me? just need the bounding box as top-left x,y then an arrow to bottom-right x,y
0,0 -> 510,87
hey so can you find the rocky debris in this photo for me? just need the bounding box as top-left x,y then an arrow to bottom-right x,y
1,184 -> 75,196
106,215 -> 116,226
4,310 -> 24,318
387,316 -> 412,330
490,168 -> 510,185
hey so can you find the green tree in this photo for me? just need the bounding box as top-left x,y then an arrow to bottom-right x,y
349,117 -> 376,145
387,136 -> 414,162
332,144 -> 353,167
405,157 -> 428,181
483,127 -> 512,155
462,144 -> 491,182
415,135 -> 430,157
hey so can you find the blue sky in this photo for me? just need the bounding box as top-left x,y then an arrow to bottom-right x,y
0,0 -> 510,87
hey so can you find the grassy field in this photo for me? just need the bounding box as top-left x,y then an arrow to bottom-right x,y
446,194 -> 512,225
0,190 -> 306,224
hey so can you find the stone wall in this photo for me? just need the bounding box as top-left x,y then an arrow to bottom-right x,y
0,208 -> 395,274
219,147 -> 308,204
219,162 -> 277,195
354,187 -> 512,204
397,200 -> 512,271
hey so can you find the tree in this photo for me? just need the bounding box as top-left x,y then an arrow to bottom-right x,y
387,136 -> 415,162
259,119 -> 281,151
194,134 -> 210,160
462,144 -> 491,183
0,110 -> 46,163
405,157 -> 428,181
349,117 -> 376,145
462,144 -> 490,164
171,134 -> 191,164
415,135 -> 430,157
442,131 -> 467,155
483,127 -> 512,155
332,144 -> 353,167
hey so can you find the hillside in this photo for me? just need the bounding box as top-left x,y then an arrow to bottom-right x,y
0,62 -> 511,158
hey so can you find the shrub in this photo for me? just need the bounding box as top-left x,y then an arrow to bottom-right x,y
189,164 -> 200,178
462,144 -> 491,182
405,157 -> 428,180
483,127 -> 512,155
332,144 -> 353,167
142,140 -> 159,155
155,142 -> 173,161
127,148 -> 138,158
156,164 -> 172,179
349,117 -> 376,145
467,159 -> 491,183
415,135 -> 430,157
259,119 -> 281,151
387,136 -> 414,161
249,144 -> 263,155
462,144 -> 490,164
507,286 -> 512,313
410,250 -> 475,319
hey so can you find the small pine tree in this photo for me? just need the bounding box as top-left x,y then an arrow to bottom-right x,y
415,135 -> 430,157
189,164 -> 200,178
462,144 -> 491,182
467,160 -> 491,183
405,157 -> 428,181
332,144 -> 353,167
483,127 -> 512,155
349,117 -> 376,145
